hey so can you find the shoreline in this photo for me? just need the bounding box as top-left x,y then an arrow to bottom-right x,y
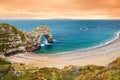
39,31 -> 120,56
7,31 -> 120,69
40,31 -> 120,57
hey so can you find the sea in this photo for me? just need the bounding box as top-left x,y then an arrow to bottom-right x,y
0,19 -> 120,54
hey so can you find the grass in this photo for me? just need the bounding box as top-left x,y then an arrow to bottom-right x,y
0,58 -> 11,65
11,26 -> 18,34
0,58 -> 17,80
0,57 -> 120,80
19,32 -> 26,42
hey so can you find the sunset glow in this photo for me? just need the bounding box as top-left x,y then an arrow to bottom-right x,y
0,0 -> 120,19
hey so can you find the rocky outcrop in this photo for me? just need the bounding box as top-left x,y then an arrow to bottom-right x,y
0,23 -> 53,56
26,26 -> 53,51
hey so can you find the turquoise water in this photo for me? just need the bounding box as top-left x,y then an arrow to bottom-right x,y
0,19 -> 120,54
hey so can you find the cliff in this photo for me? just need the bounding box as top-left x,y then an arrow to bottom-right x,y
0,23 -> 53,56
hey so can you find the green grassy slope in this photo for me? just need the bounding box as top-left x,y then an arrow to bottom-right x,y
1,57 -> 120,80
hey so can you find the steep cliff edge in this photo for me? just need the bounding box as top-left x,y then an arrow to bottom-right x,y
0,23 -> 53,56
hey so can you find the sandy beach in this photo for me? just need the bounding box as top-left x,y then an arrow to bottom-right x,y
7,32 -> 120,69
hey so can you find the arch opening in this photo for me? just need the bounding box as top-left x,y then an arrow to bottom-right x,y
40,34 -> 53,46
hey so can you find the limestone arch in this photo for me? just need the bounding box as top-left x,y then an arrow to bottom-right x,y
33,26 -> 53,44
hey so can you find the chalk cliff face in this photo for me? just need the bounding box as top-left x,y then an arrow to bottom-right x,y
0,23 -> 53,56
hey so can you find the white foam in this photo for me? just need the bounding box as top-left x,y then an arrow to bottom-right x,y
41,43 -> 45,46
43,40 -> 51,45
53,39 -> 57,42
41,39 -> 56,47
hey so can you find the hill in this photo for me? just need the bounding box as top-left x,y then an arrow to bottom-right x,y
0,57 -> 120,80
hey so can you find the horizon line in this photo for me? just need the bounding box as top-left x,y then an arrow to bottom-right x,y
0,18 -> 120,20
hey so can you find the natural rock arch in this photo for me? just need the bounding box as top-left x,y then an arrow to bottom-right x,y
25,26 -> 53,52
0,23 -> 53,55
33,26 -> 53,43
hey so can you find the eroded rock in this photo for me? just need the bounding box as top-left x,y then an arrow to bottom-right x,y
0,23 -> 53,56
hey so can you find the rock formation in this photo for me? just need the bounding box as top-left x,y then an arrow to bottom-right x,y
0,23 -> 53,56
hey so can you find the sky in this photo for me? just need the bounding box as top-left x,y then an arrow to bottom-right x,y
0,0 -> 120,19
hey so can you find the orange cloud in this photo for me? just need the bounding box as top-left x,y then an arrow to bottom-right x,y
0,0 -> 120,19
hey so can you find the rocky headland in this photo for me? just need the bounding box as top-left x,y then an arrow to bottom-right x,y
0,23 -> 53,56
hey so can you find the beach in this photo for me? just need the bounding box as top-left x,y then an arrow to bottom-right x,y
7,32 -> 120,69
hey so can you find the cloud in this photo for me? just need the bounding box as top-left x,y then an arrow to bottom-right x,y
0,0 -> 120,19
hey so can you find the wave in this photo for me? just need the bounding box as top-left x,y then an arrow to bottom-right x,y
43,40 -> 51,45
41,39 -> 57,47
53,39 -> 57,42
41,43 -> 45,47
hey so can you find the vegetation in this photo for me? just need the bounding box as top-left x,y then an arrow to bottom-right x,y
0,23 -> 120,79
0,23 -> 25,54
0,58 -> 18,80
19,32 -> 26,42
0,57 -> 120,80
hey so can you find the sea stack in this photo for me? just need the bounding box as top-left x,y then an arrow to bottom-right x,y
0,23 -> 53,56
